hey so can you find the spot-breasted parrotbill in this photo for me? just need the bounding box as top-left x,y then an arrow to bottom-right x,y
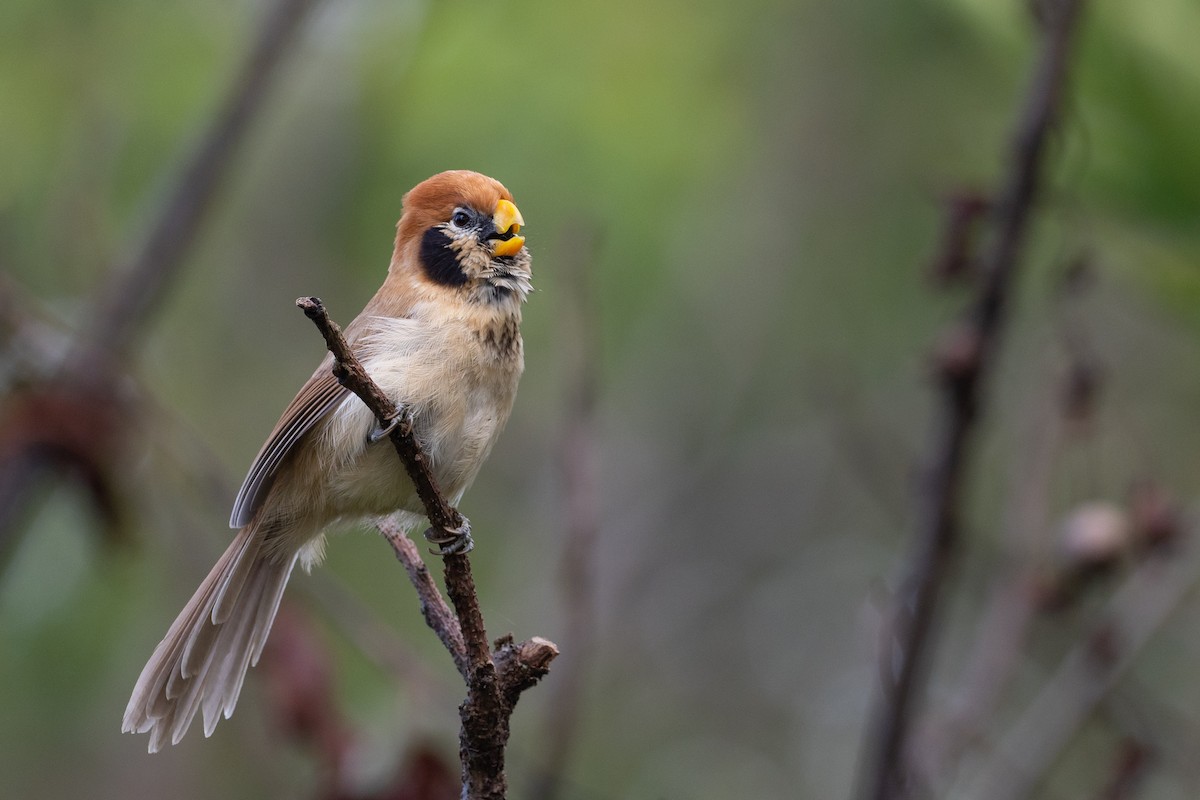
123,170 -> 532,752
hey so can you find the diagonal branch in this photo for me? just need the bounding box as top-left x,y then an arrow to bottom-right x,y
297,296 -> 557,800
859,2 -> 1087,797
0,0 -> 325,571
376,515 -> 468,680
69,0 -> 324,382
297,297 -> 466,538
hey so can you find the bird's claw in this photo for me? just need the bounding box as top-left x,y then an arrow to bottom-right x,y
367,415 -> 401,444
424,521 -> 474,555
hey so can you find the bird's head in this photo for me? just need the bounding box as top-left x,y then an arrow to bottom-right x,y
392,170 -> 532,304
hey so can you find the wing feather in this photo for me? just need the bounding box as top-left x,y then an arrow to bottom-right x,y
229,362 -> 348,528
229,295 -> 419,529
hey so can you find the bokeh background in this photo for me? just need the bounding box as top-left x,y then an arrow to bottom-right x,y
3,0 -> 1200,798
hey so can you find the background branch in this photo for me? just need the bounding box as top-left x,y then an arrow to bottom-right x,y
69,0 -> 322,380
961,523 -> 1200,800
0,0 -> 324,570
859,2 -> 1087,797
911,280 -> 1098,789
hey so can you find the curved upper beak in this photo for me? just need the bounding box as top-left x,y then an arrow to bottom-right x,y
490,199 -> 525,257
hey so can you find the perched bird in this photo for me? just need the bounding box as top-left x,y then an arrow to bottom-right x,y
123,170 -> 532,752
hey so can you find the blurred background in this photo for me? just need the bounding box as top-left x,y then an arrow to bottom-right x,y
2,0 -> 1200,798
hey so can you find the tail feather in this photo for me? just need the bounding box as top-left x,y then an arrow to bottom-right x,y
251,559 -> 292,665
129,536 -> 238,726
201,605 -> 256,735
167,622 -> 224,746
180,610 -> 223,680
123,525 -> 296,752
201,554 -> 293,735
211,531 -> 263,625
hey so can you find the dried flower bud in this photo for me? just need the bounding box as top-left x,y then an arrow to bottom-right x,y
932,323 -> 982,384
929,191 -> 990,285
1058,501 -> 1131,570
1130,481 -> 1180,550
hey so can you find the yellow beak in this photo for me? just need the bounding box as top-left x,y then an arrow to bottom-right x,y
491,198 -> 525,257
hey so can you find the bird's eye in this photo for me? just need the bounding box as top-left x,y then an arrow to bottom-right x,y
450,210 -> 471,228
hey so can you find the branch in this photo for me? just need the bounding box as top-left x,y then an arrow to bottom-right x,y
961,525 -> 1200,800
910,347 -> 1077,788
376,515 -> 468,680
296,299 -> 466,538
0,0 -> 324,569
297,296 -> 557,800
69,0 -> 323,381
912,256 -> 1108,790
859,2 -> 1087,797
494,635 -> 560,707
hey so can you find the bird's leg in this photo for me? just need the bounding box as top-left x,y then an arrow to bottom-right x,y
366,414 -> 401,444
424,519 -> 474,556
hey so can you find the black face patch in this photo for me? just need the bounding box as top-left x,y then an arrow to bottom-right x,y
419,227 -> 469,287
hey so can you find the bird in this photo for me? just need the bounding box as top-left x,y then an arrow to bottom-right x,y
123,170 -> 532,752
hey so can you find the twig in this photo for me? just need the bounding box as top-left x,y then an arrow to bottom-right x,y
911,343 -> 1079,789
494,635 -> 560,706
959,525 -> 1200,800
297,296 -> 557,800
859,2 -> 1087,797
0,0 -> 324,567
68,0 -> 323,382
296,299 -> 466,538
376,515 -> 469,680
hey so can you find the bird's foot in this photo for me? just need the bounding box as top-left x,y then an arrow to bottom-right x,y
367,415 -> 401,444
424,520 -> 474,556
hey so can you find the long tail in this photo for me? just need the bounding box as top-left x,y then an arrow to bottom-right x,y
122,523 -> 296,752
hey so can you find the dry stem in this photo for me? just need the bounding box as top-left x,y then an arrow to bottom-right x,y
297,296 -> 557,800
859,2 -> 1088,796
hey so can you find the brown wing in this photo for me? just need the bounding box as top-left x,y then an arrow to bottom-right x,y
229,358 -> 349,528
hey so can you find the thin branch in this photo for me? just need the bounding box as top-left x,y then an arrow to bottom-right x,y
859,2 -> 1087,797
494,635 -> 561,707
0,0 -> 324,567
296,298 -> 465,537
297,296 -> 557,800
911,348 -> 1076,789
68,0 -> 323,382
961,526 -> 1200,800
376,515 -> 468,680
296,295 -> 487,671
